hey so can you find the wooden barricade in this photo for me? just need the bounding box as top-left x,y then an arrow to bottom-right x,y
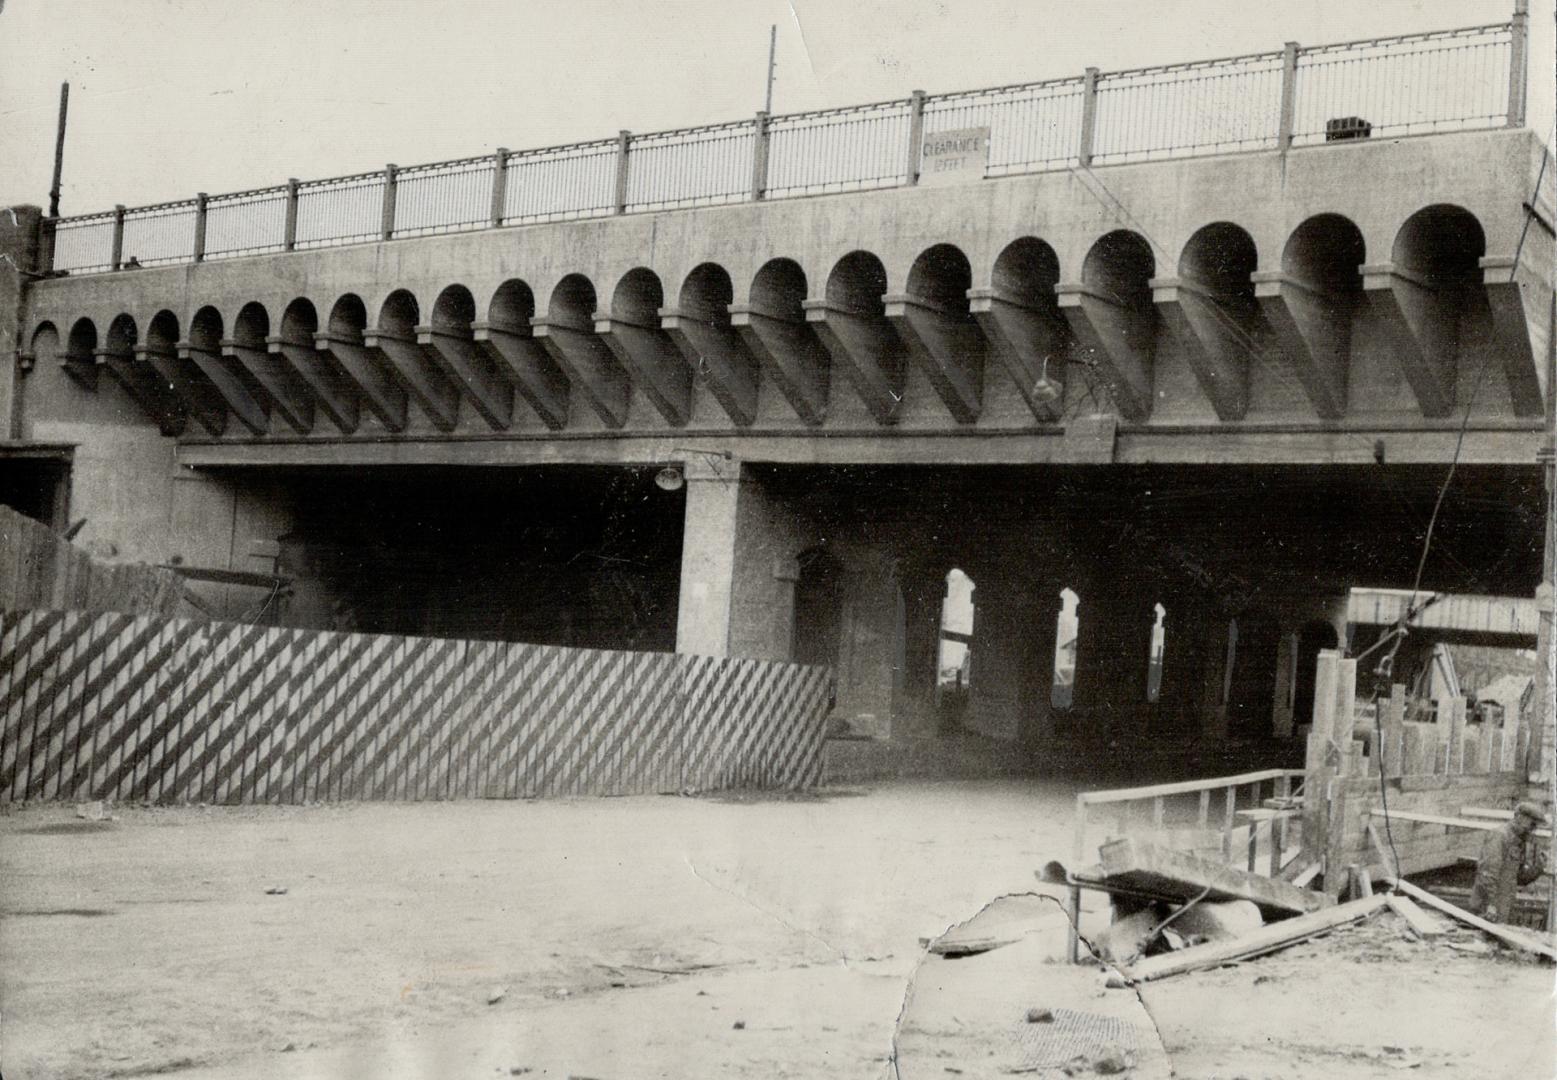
1303,650 -> 1525,896
0,506 -> 185,616
0,609 -> 833,803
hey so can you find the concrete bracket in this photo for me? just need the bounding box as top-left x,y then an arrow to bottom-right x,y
471,320 -> 570,430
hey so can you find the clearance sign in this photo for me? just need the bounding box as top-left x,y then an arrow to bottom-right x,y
919,126 -> 990,186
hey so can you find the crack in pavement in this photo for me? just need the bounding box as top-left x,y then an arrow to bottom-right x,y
886,891 -> 1173,1079
681,855 -> 850,965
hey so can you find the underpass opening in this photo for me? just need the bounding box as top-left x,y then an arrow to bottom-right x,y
267,465 -> 685,649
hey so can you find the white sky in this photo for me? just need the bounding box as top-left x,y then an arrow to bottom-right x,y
0,0 -> 1550,212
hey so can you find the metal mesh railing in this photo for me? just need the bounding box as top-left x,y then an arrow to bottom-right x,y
1094,51 -> 1286,163
120,201 -> 197,266
501,140 -> 618,224
626,120 -> 755,211
204,187 -> 289,260
1292,24 -> 1512,144
394,156 -> 495,237
50,212 -> 118,274
294,171 -> 385,249
923,77 -> 1086,176
40,16 -> 1520,275
766,99 -> 914,197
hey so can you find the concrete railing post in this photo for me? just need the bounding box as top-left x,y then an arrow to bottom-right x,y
380,164 -> 399,241
905,89 -> 927,185
614,130 -> 632,215
1507,0 -> 1528,127
490,147 -> 509,228
192,192 -> 208,263
1277,41 -> 1299,151
110,204 -> 125,271
283,178 -> 299,252
38,217 -> 57,275
1078,68 -> 1100,167
750,112 -> 770,201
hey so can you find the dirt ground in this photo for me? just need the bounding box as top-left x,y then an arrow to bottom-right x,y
1,779 -> 1552,1079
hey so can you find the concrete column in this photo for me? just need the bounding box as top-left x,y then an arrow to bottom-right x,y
0,206 -> 44,440
1026,588 -> 1065,744
676,457 -> 747,658
1200,614 -> 1233,740
1272,628 -> 1299,738
675,458 -> 808,660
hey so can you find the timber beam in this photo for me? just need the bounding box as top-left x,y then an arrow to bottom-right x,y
967,285 -> 1066,423
802,297 -> 906,426
176,340 -> 269,436
660,304 -> 759,427
1360,263 -> 1457,418
594,310 -> 691,427
136,341 -> 226,436
95,345 -> 185,436
222,338 -> 313,435
414,322 -> 513,430
266,332 -> 359,435
728,299 -> 829,426
883,291 -> 983,424
531,312 -> 629,429
312,329 -> 407,432
1251,269 -> 1352,419
1055,281 -> 1156,422
1150,276 -> 1254,421
1479,256 -> 1546,416
360,327 -> 459,432
471,319 -> 570,430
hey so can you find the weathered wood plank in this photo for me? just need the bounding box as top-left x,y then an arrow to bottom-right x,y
1098,837 -> 1328,916
1384,877 -> 1557,960
1119,894 -> 1389,983
1386,894 -> 1446,937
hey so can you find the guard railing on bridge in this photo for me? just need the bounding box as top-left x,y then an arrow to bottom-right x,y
43,14 -> 1526,275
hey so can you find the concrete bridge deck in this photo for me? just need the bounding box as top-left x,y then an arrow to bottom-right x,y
9,127 -> 1553,470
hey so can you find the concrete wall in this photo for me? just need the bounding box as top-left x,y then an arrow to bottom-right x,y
9,129 -> 1550,474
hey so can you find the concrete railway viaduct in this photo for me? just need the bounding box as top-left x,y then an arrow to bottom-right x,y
2,13 -> 1552,779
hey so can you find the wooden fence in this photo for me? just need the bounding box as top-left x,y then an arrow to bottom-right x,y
0,609 -> 832,804
0,506 -> 186,616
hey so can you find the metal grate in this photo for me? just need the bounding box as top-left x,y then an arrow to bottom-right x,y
1011,1008 -> 1142,1068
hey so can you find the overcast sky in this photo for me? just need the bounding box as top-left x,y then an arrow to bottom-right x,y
0,0 -> 1550,212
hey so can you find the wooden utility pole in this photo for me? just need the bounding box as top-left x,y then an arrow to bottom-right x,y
48,82 -> 69,217
764,25 -> 777,115
1539,286 -> 1556,940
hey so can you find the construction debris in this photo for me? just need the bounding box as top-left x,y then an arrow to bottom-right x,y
1382,877 -> 1556,960
1111,894 -> 1390,984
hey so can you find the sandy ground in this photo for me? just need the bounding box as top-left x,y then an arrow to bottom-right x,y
1,779 -> 1552,1079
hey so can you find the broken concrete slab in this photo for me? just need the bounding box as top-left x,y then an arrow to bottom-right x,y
1097,838 -> 1329,917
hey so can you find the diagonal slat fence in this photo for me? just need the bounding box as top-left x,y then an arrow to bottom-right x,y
0,609 -> 832,803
